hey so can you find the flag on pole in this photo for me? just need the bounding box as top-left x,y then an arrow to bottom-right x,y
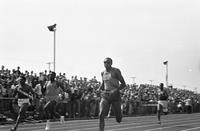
47,24 -> 56,32
163,61 -> 168,65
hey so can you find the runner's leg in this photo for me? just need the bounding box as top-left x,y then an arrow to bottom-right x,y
99,98 -> 110,131
11,103 -> 28,131
157,103 -> 163,124
112,101 -> 122,123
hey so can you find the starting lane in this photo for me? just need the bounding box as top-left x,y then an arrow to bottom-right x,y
0,113 -> 200,131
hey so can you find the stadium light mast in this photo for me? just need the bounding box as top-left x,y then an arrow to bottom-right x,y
47,24 -> 56,72
163,61 -> 168,88
130,77 -> 136,85
149,80 -> 154,86
183,85 -> 186,90
46,62 -> 53,72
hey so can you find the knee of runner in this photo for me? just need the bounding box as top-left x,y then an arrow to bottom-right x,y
19,109 -> 25,115
99,112 -> 105,119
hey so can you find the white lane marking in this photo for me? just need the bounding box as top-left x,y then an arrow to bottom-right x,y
2,113 -> 200,129
106,119 -> 200,131
5,116 -> 200,131
28,115 -> 200,130
1,113 -> 200,131
49,118 -> 200,131
144,121 -> 200,131
181,127 -> 200,131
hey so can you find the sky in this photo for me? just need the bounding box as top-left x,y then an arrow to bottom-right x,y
0,0 -> 200,92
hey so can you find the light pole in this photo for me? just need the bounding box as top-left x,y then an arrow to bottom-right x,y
47,24 -> 56,72
163,61 -> 168,88
46,62 -> 53,72
149,80 -> 154,86
130,77 -> 136,85
183,85 -> 186,90
194,87 -> 197,94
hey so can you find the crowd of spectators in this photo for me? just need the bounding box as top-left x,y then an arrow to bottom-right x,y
121,84 -> 200,115
0,65 -> 200,122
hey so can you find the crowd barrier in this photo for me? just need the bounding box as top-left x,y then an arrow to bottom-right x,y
0,97 -> 14,113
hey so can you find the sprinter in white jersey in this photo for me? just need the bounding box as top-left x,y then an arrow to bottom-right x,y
98,57 -> 126,131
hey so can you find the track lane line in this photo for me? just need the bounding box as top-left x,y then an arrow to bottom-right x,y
144,121 -> 200,131
181,127 -> 200,131
106,119 -> 200,131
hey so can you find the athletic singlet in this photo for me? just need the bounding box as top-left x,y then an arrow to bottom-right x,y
45,81 -> 60,101
158,90 -> 168,100
16,84 -> 33,99
185,98 -> 192,106
102,68 -> 120,91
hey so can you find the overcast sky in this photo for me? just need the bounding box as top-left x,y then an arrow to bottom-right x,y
1,0 -> 200,92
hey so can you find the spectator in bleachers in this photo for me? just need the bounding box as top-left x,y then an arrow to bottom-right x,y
70,85 -> 81,118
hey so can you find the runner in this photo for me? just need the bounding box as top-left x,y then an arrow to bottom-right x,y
98,57 -> 126,131
157,83 -> 169,124
43,71 -> 63,130
11,75 -> 35,131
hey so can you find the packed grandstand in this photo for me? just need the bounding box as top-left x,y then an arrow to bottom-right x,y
0,65 -> 200,123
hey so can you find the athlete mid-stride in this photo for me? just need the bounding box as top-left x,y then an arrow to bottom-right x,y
98,57 -> 126,131
157,83 -> 169,124
11,75 -> 35,131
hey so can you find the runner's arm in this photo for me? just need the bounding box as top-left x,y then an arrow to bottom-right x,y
97,72 -> 104,92
116,69 -> 126,90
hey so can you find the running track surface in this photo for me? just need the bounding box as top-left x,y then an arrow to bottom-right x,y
0,113 -> 200,131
